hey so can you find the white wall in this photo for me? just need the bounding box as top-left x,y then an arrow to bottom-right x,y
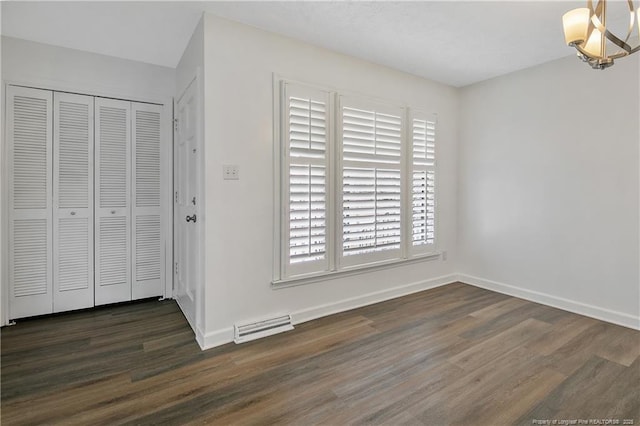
0,10 -> 4,327
1,36 -> 176,325
458,55 -> 640,328
2,36 -> 175,102
176,17 -> 203,99
200,14 -> 458,346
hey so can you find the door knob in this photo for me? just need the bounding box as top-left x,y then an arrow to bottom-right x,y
186,214 -> 197,223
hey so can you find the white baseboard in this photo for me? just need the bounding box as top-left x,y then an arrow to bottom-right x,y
292,273 -> 458,325
192,272 -> 639,350
458,273 -> 640,330
198,326 -> 234,350
197,273 -> 458,350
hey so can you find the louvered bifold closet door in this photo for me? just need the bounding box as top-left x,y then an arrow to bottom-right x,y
95,98 -> 131,305
339,96 -> 404,267
53,93 -> 94,312
132,102 -> 163,299
8,86 -> 53,319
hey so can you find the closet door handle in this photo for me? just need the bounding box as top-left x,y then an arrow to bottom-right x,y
111,210 -> 116,214
186,214 -> 197,223
70,211 -> 76,216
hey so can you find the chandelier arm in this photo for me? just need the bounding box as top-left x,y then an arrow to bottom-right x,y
574,43 -> 601,59
589,0 -> 637,54
624,0 -> 635,43
603,28 -> 634,53
574,42 -> 629,60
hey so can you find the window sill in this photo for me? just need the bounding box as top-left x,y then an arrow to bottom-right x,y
271,252 -> 442,290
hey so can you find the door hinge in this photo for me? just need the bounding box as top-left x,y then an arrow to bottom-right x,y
173,118 -> 179,132
175,191 -> 178,203
175,262 -> 179,275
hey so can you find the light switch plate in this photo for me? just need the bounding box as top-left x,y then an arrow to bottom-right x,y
223,165 -> 239,180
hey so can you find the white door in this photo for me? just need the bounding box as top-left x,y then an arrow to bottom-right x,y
7,86 -> 53,319
94,98 -> 131,305
53,92 -> 94,312
174,78 -> 200,330
132,102 -> 163,300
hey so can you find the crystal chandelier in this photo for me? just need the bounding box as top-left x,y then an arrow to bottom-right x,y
562,0 -> 640,69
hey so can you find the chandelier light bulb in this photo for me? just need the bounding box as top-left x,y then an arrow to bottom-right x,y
583,28 -> 603,57
563,8 -> 590,45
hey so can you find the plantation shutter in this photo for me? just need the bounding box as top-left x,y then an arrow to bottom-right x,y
283,83 -> 330,277
8,86 -> 53,318
411,112 -> 436,253
53,92 -> 94,312
131,102 -> 163,299
340,97 -> 404,266
94,98 -> 131,305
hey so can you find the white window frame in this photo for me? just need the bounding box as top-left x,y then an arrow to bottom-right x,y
273,77 -> 439,285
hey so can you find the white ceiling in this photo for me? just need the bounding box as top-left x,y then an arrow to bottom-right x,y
1,0 -> 604,87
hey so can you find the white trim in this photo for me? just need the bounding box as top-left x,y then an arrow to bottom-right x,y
272,74 -> 283,282
195,66 -> 205,333
458,274 -> 640,331
176,293 -> 196,334
198,273 -> 457,350
198,326 -> 234,350
274,251 -> 441,289
173,71 -> 203,335
1,82 -> 7,326
292,273 -> 457,325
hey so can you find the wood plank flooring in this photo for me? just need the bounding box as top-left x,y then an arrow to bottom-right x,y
1,282 -> 639,425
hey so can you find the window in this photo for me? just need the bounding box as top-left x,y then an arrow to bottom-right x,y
410,111 -> 437,254
275,80 -> 437,282
339,97 -> 404,267
280,83 -> 330,278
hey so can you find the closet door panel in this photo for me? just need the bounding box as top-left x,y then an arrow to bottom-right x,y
132,103 -> 163,299
8,86 -> 53,319
95,98 -> 131,305
53,93 -> 95,312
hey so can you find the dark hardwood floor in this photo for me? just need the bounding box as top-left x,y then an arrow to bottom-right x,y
1,282 -> 639,425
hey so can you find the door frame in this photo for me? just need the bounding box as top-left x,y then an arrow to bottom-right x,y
173,68 -> 204,341
1,78 -> 174,326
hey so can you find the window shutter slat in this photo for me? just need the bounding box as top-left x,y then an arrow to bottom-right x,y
284,85 -> 329,274
342,167 -> 402,256
341,99 -> 403,262
343,106 -> 402,164
412,115 -> 436,248
288,165 -> 326,264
